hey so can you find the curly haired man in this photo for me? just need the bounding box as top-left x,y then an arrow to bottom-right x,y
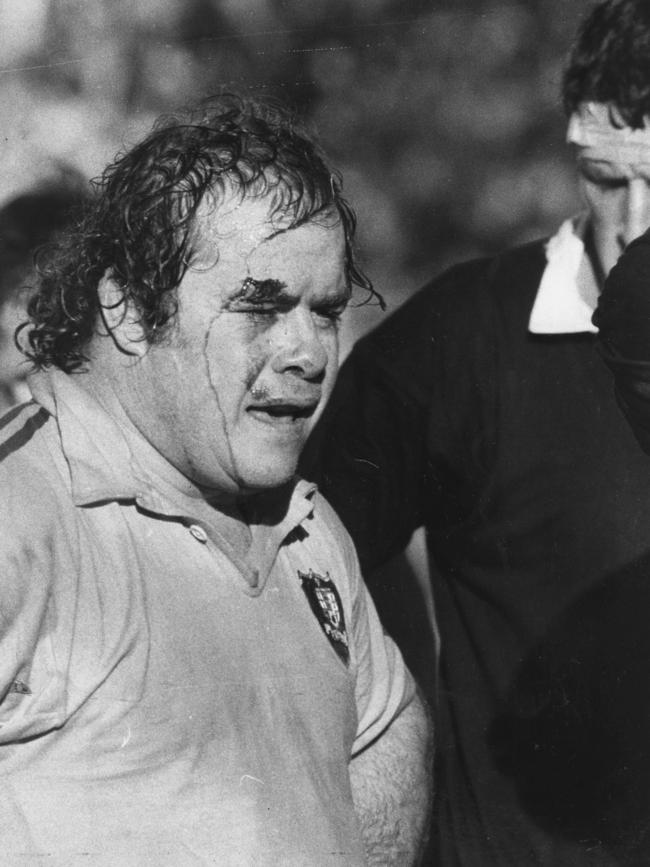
0,95 -> 431,865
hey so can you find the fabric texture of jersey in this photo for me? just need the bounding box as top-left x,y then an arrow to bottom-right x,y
303,231 -> 650,866
0,368 -> 413,866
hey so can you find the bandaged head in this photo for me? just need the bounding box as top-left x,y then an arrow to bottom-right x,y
567,102 -> 650,170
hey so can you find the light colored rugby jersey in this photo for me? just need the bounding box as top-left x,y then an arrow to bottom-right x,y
0,369 -> 414,866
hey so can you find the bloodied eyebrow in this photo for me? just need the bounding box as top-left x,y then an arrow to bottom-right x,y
230,277 -> 289,305
226,276 -> 351,314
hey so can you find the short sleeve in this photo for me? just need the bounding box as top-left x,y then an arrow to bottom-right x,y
350,566 -> 416,755
311,493 -> 416,755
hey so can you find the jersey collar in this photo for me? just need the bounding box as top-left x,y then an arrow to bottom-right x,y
528,214 -> 599,335
29,368 -> 317,594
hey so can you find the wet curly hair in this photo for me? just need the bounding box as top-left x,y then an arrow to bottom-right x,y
562,0 -> 650,128
25,94 -> 376,372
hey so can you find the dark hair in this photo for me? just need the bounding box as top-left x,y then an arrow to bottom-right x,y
25,94 -> 376,372
562,0 -> 650,128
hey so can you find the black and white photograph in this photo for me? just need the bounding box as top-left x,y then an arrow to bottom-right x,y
0,1 -> 648,864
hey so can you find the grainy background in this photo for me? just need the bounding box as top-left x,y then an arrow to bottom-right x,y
0,0 -> 595,349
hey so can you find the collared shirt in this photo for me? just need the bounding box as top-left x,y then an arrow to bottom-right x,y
528,214 -> 600,334
0,369 -> 413,865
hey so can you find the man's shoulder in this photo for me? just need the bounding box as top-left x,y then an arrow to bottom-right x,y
309,488 -> 348,532
305,489 -> 352,545
0,401 -> 69,519
297,488 -> 358,573
0,401 -> 51,465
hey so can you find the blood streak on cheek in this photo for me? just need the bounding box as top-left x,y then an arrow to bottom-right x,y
202,312 -> 223,403
202,312 -> 239,466
245,347 -> 268,394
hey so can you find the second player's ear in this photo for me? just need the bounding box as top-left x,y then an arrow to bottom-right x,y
96,271 -> 148,357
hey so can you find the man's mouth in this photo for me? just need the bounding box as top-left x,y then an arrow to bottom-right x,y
247,400 -> 319,424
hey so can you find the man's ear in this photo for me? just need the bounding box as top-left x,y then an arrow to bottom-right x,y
97,271 -> 148,357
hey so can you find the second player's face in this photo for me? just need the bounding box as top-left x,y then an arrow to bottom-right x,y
578,155 -> 650,277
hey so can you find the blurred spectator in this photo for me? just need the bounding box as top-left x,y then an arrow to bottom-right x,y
0,172 -> 88,413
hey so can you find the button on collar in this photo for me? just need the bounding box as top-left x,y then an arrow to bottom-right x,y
188,524 -> 208,543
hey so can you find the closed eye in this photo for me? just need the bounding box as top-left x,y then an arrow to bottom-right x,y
590,177 -> 628,190
237,301 -> 293,319
313,301 -> 348,326
578,163 -> 628,189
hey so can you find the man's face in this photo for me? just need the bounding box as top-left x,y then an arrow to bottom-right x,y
124,194 -> 349,497
577,155 -> 650,277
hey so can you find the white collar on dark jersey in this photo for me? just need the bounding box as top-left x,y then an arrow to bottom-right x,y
528,214 -> 599,335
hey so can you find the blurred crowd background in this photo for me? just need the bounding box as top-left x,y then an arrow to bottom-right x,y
1,0 -> 596,350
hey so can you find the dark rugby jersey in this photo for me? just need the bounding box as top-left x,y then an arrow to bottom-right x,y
304,234 -> 650,866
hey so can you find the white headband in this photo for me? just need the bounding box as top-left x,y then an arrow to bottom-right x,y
567,101 -> 650,166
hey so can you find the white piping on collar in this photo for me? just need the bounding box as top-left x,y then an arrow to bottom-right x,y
528,215 -> 599,335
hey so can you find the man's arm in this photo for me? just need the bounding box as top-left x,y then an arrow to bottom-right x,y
349,690 -> 433,866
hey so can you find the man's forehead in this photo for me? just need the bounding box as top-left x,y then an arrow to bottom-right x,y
569,101 -> 650,174
193,191 -> 342,266
193,193 -> 290,258
188,196 -> 347,302
240,219 -> 348,298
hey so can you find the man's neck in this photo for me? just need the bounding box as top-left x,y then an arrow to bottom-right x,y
578,245 -> 603,314
583,223 -> 606,297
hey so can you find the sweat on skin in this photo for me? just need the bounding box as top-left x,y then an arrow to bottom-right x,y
93,191 -> 351,519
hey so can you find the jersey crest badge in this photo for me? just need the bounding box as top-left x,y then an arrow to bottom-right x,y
298,569 -> 350,665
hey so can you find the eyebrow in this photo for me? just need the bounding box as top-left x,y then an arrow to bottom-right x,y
229,277 -> 289,305
229,276 -> 351,307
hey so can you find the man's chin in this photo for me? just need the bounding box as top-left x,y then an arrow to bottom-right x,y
240,474 -> 297,496
190,448 -> 301,500
234,458 -> 300,497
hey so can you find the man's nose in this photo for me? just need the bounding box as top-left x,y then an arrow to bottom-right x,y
623,178 -> 650,246
270,311 -> 328,381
